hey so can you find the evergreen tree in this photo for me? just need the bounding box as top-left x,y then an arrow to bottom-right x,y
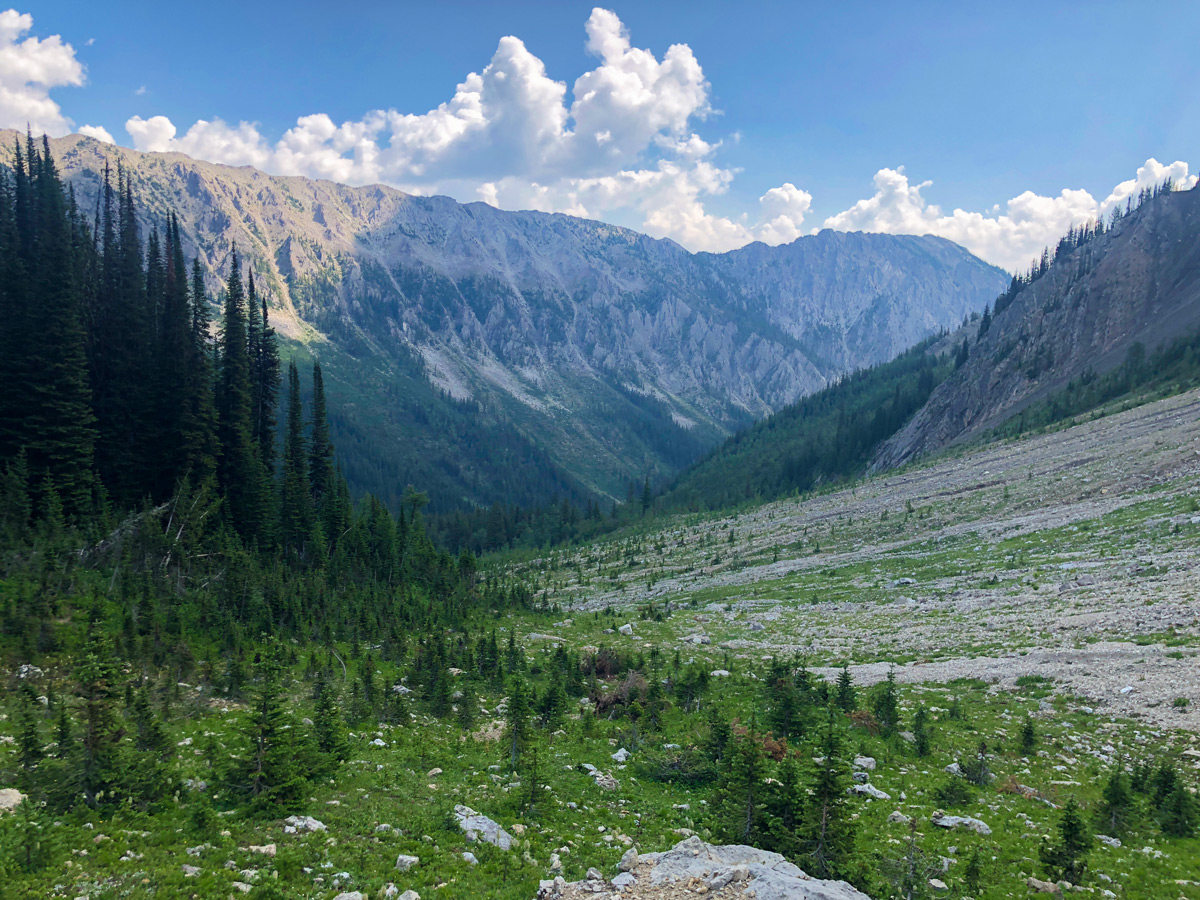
505,675 -> 532,770
1040,798 -> 1092,884
911,705 -> 932,757
247,272 -> 280,473
1095,768 -> 1132,835
217,248 -> 268,543
238,643 -> 309,811
313,676 -> 348,770
76,630 -> 123,807
1159,783 -> 1198,838
764,753 -> 805,857
6,137 -> 96,515
798,706 -> 857,881
308,361 -> 336,541
712,728 -> 768,845
280,361 -> 316,560
834,663 -> 856,712
1020,716 -> 1037,755
872,666 -> 900,736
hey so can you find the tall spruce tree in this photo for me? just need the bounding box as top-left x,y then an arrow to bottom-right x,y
799,705 -> 858,881
15,137 -> 95,515
217,247 -> 268,543
280,361 -> 316,560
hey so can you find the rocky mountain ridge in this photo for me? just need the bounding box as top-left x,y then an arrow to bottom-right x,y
15,130 -> 1008,504
875,181 -> 1200,468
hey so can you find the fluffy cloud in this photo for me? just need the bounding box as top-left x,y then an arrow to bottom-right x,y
823,160 -> 1198,272
121,8 -> 802,252
0,8 -> 84,134
77,123 -> 113,143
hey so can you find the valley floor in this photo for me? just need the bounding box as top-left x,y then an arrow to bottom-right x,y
510,387 -> 1200,732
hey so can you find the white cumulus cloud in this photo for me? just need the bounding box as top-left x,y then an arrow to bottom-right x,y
824,160 -> 1197,272
120,7 -> 803,252
77,123 -> 113,143
0,8 -> 84,135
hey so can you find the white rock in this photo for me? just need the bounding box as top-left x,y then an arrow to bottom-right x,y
850,783 -> 890,800
283,815 -> 326,832
931,812 -> 991,835
454,804 -> 513,850
0,789 -> 27,814
611,748 -> 631,763
618,624 -> 633,635
395,854 -> 419,872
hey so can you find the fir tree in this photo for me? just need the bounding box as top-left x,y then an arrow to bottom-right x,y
239,643 -> 309,811
217,247 -> 269,543
505,675 -> 532,770
1040,798 -> 1092,884
1159,783 -> 1198,838
834,663 -> 856,712
798,706 -> 858,881
911,705 -> 932,757
280,361 -> 316,560
313,676 -> 348,770
765,753 -> 805,857
1020,716 -> 1037,755
872,666 -> 900,736
1095,768 -> 1132,835
712,727 -> 768,845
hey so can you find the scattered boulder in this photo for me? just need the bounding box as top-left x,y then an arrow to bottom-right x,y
931,811 -> 991,835
619,847 -> 638,871
399,892 -> 420,900
462,851 -> 479,865
887,811 -> 910,824
593,771 -> 619,791
395,854 -> 420,872
248,843 -> 276,857
1096,834 -> 1121,848
283,815 -> 326,833
618,624 -> 634,635
0,789 -> 26,814
455,804 -> 514,850
850,783 -> 890,800
333,893 -> 365,900
853,756 -> 876,771
1026,876 -> 1060,893
612,747 -> 631,763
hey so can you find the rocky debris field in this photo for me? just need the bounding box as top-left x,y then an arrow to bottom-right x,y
509,388 -> 1200,731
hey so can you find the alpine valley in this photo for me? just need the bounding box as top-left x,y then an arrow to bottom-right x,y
23,131 -> 1009,513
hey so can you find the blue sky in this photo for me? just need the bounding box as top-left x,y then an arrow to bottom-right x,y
4,1 -> 1199,269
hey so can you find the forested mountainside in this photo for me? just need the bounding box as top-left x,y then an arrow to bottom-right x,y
17,130 -> 1008,511
875,178 -> 1200,468
659,179 -> 1200,512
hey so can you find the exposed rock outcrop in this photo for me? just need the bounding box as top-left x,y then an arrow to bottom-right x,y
536,835 -> 872,900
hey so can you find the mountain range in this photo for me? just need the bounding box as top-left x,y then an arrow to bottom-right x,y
23,131 -> 1009,510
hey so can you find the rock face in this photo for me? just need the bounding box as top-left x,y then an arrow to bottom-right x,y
26,131 -> 1006,508
537,835 -> 873,900
876,182 -> 1200,469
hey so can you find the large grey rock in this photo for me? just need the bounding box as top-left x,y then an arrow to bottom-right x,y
931,811 -> 991,835
395,854 -> 420,872
454,804 -> 513,850
537,835 -> 873,899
